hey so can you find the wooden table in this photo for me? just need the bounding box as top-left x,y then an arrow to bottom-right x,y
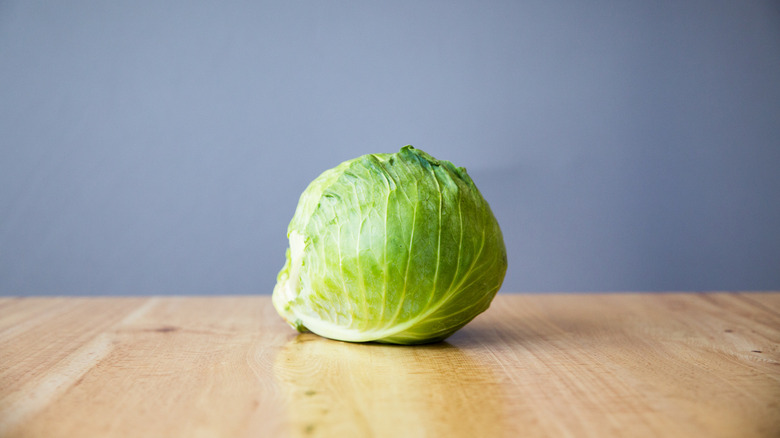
1,293 -> 778,438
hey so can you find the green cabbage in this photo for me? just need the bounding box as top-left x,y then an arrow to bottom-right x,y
272,146 -> 507,344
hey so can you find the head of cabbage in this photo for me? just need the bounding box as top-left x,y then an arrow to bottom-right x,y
272,146 -> 507,344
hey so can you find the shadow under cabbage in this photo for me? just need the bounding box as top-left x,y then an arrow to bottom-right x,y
273,333 -> 506,437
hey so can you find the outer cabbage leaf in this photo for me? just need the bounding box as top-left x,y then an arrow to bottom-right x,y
272,146 -> 507,344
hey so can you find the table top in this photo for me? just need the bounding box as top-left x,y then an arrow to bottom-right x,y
1,292 -> 778,438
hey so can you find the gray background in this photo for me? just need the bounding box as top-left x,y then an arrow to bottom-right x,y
1,1 -> 779,296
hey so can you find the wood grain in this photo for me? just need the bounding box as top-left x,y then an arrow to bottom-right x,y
0,293 -> 778,438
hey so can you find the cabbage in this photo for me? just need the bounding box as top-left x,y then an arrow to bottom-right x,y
272,146 -> 507,344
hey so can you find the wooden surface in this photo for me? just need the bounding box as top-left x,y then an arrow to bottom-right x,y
0,293 -> 778,438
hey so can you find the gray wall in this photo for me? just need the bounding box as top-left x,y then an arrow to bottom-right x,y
1,1 -> 779,295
